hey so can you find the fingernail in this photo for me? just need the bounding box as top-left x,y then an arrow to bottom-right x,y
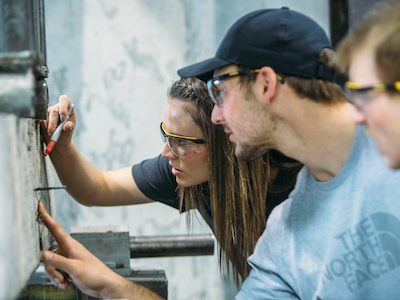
54,277 -> 60,284
59,283 -> 65,289
67,123 -> 74,131
60,114 -> 66,121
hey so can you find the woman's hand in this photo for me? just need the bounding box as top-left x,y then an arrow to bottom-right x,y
40,95 -> 76,148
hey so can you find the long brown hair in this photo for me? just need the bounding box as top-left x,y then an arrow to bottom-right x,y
168,77 -> 282,286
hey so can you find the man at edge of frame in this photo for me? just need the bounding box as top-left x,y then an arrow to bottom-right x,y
337,1 -> 400,170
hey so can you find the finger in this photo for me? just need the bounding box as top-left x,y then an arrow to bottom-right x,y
58,95 -> 72,122
40,119 -> 46,128
40,120 -> 50,143
45,263 -> 66,285
46,272 -> 56,285
59,269 -> 72,284
47,106 -> 60,136
48,275 -> 60,288
45,263 -> 74,290
58,281 -> 74,290
46,261 -> 69,283
38,203 -> 76,253
42,106 -> 52,132
47,106 -> 51,118
40,119 -> 48,131
43,250 -> 77,278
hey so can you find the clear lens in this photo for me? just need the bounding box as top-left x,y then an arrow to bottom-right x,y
207,80 -> 218,105
160,131 -> 168,144
160,123 -> 204,157
344,87 -> 372,110
344,86 -> 356,105
207,79 -> 225,107
167,137 -> 200,157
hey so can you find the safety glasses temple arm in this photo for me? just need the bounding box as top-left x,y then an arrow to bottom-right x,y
160,123 -> 205,143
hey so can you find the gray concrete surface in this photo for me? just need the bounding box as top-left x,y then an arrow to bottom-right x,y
0,116 -> 54,300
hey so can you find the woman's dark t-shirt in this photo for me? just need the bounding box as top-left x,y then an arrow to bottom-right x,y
132,155 -> 295,231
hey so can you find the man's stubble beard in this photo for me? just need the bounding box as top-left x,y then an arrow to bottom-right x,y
234,92 -> 278,161
235,140 -> 271,161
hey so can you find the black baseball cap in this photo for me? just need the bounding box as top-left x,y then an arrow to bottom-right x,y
178,7 -> 335,82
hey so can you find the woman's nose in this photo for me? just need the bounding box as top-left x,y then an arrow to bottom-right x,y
161,142 -> 178,159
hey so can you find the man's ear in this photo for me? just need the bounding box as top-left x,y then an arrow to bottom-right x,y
258,66 -> 278,105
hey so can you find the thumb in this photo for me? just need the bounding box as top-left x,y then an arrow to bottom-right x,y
62,121 -> 74,133
62,121 -> 75,142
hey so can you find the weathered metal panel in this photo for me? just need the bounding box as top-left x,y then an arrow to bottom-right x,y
0,0 -> 48,119
0,0 -> 46,65
71,226 -> 131,276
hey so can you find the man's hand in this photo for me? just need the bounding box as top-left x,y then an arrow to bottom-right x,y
38,203 -> 164,300
39,202 -> 116,297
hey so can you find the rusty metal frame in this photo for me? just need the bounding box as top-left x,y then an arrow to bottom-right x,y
0,0 -> 48,119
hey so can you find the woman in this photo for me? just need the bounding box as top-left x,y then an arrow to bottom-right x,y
42,77 -> 300,287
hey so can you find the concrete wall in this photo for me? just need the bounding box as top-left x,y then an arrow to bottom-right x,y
44,1 -> 329,299
0,116 -> 54,300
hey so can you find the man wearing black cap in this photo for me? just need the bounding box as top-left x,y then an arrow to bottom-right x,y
179,7 -> 400,300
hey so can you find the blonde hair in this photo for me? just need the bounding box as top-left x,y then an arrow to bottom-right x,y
336,0 -> 400,83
